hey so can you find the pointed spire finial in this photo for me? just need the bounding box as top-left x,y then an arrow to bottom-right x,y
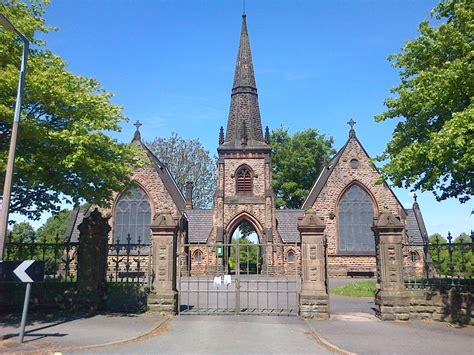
347,118 -> 356,137
243,0 -> 246,17
219,126 -> 225,145
133,120 -> 142,141
265,126 -> 270,144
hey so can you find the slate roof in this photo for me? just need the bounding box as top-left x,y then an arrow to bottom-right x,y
64,206 -> 87,242
276,209 -> 304,243
405,203 -> 429,244
185,209 -> 214,243
222,14 -> 266,146
302,143 -> 346,210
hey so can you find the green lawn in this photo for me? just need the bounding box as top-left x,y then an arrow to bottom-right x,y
330,280 -> 376,297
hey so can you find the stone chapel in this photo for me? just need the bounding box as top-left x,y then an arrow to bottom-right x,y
66,14 -> 428,277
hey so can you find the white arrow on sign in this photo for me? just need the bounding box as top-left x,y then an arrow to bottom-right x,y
13,260 -> 35,283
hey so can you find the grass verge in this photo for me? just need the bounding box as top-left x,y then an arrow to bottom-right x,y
330,280 -> 376,297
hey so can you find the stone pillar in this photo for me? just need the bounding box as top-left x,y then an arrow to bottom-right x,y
77,208 -> 111,311
185,181 -> 193,209
372,208 -> 409,321
298,208 -> 329,319
148,210 -> 179,314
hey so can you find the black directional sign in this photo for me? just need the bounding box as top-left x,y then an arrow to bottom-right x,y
0,260 -> 44,283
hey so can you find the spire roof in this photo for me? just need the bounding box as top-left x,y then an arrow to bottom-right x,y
222,15 -> 266,149
232,15 -> 257,91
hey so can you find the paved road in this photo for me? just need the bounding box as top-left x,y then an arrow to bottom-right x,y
80,316 -> 331,354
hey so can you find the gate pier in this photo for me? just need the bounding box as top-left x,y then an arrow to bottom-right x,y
298,208 -> 329,319
148,210 -> 179,314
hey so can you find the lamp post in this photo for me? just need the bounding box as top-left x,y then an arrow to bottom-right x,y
0,13 -> 29,259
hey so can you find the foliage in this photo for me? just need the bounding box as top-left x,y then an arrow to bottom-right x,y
147,133 -> 216,208
429,233 -> 473,277
36,209 -> 72,242
8,221 -> 35,242
270,127 -> 335,209
330,280 -> 376,297
0,0 -> 138,219
375,0 -> 473,202
229,236 -> 262,273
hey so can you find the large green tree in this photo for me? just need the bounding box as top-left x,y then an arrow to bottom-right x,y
375,0 -> 473,203
270,127 -> 335,209
0,0 -> 138,220
147,133 -> 216,208
36,208 -> 72,242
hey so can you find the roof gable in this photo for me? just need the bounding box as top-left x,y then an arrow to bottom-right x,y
302,134 -> 405,214
132,138 -> 186,211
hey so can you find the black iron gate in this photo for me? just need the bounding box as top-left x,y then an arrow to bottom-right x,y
178,242 -> 300,316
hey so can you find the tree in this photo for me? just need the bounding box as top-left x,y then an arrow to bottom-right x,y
375,0 -> 473,203
0,1 -> 138,220
270,127 -> 335,209
8,221 -> 35,242
429,232 -> 473,277
147,133 -> 216,208
36,209 -> 72,243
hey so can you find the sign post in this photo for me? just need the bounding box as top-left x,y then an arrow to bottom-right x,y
0,260 -> 44,343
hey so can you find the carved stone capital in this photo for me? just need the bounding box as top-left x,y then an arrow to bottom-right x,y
298,208 -> 326,234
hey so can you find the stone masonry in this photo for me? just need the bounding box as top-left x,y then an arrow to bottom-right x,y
304,133 -> 406,276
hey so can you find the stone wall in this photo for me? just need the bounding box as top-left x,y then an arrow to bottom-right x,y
328,255 -> 376,276
224,157 -> 266,196
376,287 -> 474,325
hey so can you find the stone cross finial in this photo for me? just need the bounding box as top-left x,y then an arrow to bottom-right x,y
347,118 -> 356,129
413,192 -> 417,203
133,120 -> 142,141
347,118 -> 356,137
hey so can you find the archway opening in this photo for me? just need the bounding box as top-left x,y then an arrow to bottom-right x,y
228,220 -> 262,274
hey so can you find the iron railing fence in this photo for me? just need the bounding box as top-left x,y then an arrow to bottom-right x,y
3,233 -> 79,282
106,234 -> 152,289
178,242 -> 301,315
402,231 -> 474,290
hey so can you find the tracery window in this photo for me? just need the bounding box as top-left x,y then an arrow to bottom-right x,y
338,184 -> 375,254
114,186 -> 151,244
236,165 -> 252,193
193,249 -> 203,263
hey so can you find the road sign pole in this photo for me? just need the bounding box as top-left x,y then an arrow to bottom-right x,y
19,282 -> 32,343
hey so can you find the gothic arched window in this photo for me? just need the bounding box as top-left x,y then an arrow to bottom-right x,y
287,250 -> 296,263
236,165 -> 253,193
338,184 -> 375,254
114,186 -> 151,244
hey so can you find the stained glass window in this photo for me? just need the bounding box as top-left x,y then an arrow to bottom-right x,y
338,184 -> 375,254
114,186 -> 151,244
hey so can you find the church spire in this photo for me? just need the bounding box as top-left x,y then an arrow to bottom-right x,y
224,14 -> 265,145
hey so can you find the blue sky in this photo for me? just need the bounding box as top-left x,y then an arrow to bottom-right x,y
12,0 -> 473,236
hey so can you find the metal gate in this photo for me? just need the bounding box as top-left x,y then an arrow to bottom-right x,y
178,242 -> 300,316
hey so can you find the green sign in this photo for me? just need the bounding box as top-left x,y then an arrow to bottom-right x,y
215,244 -> 224,257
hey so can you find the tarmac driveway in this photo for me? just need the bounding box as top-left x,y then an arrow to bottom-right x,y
83,315 -> 331,354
